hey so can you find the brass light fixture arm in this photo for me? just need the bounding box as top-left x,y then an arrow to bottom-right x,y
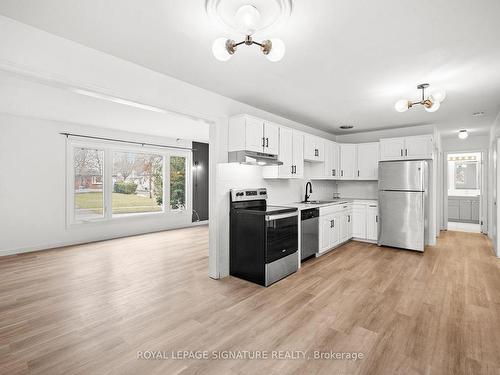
226,35 -> 273,56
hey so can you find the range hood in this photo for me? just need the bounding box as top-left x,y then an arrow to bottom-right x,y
228,150 -> 283,166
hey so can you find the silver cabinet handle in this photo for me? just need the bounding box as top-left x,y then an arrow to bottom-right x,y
405,149 -> 408,156
266,138 -> 269,148
262,137 -> 266,147
376,215 -> 378,223
332,169 -> 336,176
266,212 -> 298,221
401,149 -> 403,156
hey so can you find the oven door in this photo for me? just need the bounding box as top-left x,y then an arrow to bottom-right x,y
265,212 -> 298,263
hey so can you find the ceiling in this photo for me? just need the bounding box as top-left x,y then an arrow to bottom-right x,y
1,0 -> 499,137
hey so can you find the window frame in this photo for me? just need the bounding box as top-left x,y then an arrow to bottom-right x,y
66,138 -> 192,227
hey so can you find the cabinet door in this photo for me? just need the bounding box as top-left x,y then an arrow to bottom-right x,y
315,138 -> 325,162
319,215 -> 333,253
380,138 -> 405,161
303,134 -> 316,161
347,211 -> 353,239
277,127 -> 293,178
352,205 -> 367,238
340,144 -> 357,179
448,199 -> 460,220
292,130 -> 304,178
264,121 -> 280,155
245,116 -> 264,153
357,143 -> 379,180
330,215 -> 340,248
339,213 -> 348,242
404,135 -> 433,159
331,142 -> 340,179
366,206 -> 378,241
471,200 -> 480,222
459,200 -> 472,221
323,141 -> 333,178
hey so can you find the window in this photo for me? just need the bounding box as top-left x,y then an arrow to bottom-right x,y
170,156 -> 186,210
68,140 -> 190,224
112,152 -> 163,215
74,148 -> 104,220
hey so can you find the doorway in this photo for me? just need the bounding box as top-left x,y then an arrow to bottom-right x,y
445,152 -> 483,233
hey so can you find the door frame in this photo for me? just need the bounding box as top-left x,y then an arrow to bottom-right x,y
442,149 -> 487,233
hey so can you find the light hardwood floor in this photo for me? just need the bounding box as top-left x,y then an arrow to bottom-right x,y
1,227 -> 499,375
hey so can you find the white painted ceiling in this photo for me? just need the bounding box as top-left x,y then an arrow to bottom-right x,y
0,0 -> 499,137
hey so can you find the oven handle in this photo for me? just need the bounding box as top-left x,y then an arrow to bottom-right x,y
265,212 -> 298,222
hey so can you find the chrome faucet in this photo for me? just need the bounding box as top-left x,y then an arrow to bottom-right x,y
304,181 -> 313,202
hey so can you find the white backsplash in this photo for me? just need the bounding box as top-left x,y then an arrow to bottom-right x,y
337,181 -> 378,199
216,163 -> 337,204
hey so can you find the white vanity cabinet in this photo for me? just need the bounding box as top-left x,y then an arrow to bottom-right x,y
380,135 -> 433,161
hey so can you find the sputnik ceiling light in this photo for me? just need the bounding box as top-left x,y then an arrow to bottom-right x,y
207,1 -> 291,62
395,84 -> 446,113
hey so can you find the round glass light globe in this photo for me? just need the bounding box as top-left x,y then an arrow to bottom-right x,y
266,38 -> 286,62
429,87 -> 446,103
212,38 -> 232,62
458,130 -> 469,139
235,5 -> 261,35
394,99 -> 409,112
425,100 -> 440,112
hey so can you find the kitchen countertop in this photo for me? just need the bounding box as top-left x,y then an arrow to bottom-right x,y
272,198 -> 378,211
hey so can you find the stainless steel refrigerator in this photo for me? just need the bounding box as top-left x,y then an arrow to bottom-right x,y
378,160 -> 428,252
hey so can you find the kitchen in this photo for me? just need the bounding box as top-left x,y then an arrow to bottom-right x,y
226,113 -> 436,286
1,1 -> 500,374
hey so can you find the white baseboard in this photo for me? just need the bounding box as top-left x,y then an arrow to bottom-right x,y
0,221 -> 209,257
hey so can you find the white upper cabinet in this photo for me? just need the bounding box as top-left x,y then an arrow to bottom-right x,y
339,144 -> 357,180
264,121 -> 280,155
244,116 -> 266,153
405,135 -> 433,159
380,135 -> 433,161
263,128 -> 304,179
228,115 -> 279,154
357,142 -> 379,180
304,134 -> 325,162
292,130 -> 304,177
379,137 -> 405,160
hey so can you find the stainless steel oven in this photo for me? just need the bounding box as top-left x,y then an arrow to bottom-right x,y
230,188 -> 298,286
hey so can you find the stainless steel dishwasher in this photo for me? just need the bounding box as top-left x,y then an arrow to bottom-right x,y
301,208 -> 319,261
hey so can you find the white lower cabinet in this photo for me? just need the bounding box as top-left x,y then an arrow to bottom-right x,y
319,204 -> 352,254
352,204 -> 367,238
351,201 -> 378,242
366,204 -> 378,241
318,201 -> 378,255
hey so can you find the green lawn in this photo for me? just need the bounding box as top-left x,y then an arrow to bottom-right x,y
75,192 -> 162,214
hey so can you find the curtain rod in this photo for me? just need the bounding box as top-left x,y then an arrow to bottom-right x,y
60,132 -> 194,151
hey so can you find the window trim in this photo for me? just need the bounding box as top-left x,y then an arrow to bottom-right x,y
66,138 -> 192,227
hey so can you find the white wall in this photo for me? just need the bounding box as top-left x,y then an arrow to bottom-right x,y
488,113 -> 500,256
0,113 -> 197,255
441,135 -> 489,152
337,181 -> 378,199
